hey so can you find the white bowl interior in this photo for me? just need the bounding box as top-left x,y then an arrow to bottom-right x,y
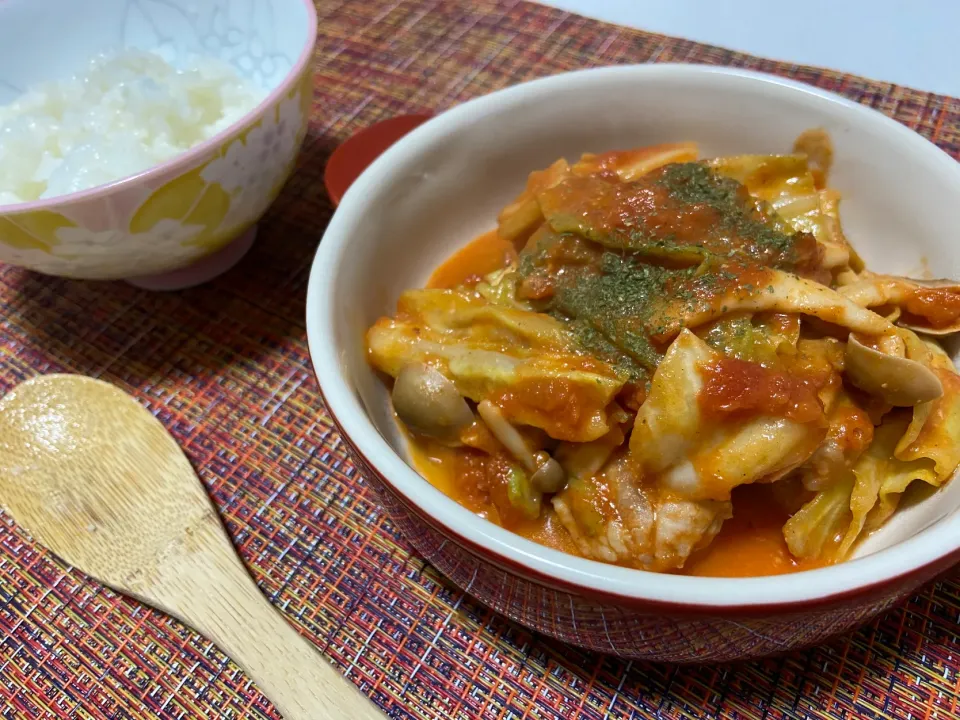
0,0 -> 310,100
311,66 -> 960,603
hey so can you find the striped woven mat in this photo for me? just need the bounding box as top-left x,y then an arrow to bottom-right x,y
2,1 -> 960,718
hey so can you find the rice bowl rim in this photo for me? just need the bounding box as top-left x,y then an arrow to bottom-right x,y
0,0 -> 318,215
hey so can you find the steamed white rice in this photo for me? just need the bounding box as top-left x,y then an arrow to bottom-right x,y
0,50 -> 265,205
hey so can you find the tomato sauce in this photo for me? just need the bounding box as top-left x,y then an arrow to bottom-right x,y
685,485 -> 828,577
406,433 -> 580,555
698,357 -> 825,424
427,230 -> 517,290
904,288 -> 960,329
491,375 -> 611,443
406,228 -> 828,578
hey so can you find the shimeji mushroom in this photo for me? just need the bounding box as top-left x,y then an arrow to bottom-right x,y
844,334 -> 943,407
477,400 -> 567,493
391,362 -> 474,444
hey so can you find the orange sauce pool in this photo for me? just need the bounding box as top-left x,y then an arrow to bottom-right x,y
411,230 -> 828,577
427,230 -> 517,289
407,436 -> 582,557
409,433 -> 826,577
684,485 -> 827,577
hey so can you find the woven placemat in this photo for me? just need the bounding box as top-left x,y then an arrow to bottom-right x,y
2,1 -> 960,718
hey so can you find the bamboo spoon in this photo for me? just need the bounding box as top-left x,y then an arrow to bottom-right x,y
0,374 -> 381,720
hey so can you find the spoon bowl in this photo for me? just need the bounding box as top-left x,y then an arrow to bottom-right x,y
0,374 -> 214,584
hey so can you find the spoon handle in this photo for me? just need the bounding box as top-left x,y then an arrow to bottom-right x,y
196,563 -> 378,719
138,514 -> 381,720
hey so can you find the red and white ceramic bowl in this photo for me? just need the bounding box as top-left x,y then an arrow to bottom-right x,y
306,65 -> 960,662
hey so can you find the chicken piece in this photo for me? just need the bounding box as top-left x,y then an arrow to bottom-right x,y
551,454 -> 731,571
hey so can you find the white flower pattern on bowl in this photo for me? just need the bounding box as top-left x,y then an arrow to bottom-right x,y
202,90 -> 303,233
0,219 -> 207,278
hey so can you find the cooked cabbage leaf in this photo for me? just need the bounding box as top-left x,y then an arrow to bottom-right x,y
894,368 -> 960,484
838,274 -> 960,335
819,189 -> 864,272
497,158 -> 570,242
785,400 -> 960,561
395,288 -> 572,351
842,415 -> 935,554
707,154 -> 816,203
783,472 -> 854,559
571,143 -> 699,182
367,289 -> 627,441
696,312 -> 800,364
652,265 -> 894,341
629,330 -> 829,501
707,154 -> 853,270
537,163 -> 823,271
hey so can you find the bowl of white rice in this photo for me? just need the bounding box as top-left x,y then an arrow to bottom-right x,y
0,0 -> 317,288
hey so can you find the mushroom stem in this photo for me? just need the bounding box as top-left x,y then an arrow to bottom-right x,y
477,400 -> 536,470
477,400 -> 568,493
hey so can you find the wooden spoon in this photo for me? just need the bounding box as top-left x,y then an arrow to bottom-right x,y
0,374 -> 381,720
